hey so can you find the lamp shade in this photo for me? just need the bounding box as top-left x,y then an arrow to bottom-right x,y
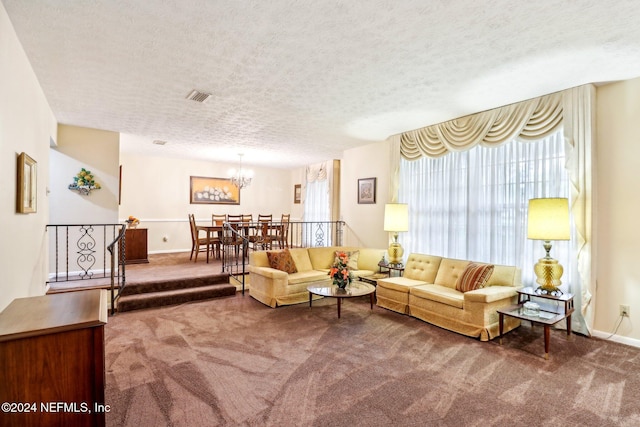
384,203 -> 409,232
527,198 -> 570,240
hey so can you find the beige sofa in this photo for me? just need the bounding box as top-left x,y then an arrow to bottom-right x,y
249,246 -> 386,308
377,253 -> 522,341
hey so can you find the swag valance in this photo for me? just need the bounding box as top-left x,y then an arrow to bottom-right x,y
400,92 -> 563,159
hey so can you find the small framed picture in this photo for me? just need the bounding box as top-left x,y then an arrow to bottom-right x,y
357,177 -> 376,204
294,184 -> 301,204
16,152 -> 37,213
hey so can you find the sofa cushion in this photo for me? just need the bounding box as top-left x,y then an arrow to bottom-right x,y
377,276 -> 426,293
287,270 -> 332,285
486,264 -> 518,287
288,248 -> 314,272
357,249 -> 386,271
411,284 -> 464,309
434,258 -> 470,289
403,253 -> 443,283
308,246 -> 343,270
267,249 -> 297,274
456,263 -> 494,292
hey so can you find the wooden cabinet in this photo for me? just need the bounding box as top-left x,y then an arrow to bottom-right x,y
0,290 -> 108,427
123,227 -> 149,264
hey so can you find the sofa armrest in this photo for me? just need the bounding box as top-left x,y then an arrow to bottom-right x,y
464,286 -> 518,303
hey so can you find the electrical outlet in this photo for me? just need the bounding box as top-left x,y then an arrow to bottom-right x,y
620,305 -> 630,317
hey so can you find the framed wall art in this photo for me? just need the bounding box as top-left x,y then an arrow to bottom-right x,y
294,184 -> 301,204
357,177 -> 376,204
16,152 -> 37,213
190,176 -> 240,205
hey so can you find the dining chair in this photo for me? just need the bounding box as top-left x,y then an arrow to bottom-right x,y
212,214 -> 226,225
274,214 -> 291,249
256,214 -> 274,250
188,214 -> 214,262
210,214 -> 227,259
223,215 -> 247,261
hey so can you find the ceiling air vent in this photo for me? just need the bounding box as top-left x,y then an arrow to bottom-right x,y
152,140 -> 167,146
186,90 -> 212,103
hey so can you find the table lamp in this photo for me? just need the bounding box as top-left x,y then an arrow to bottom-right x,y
384,203 -> 409,265
527,198 -> 570,295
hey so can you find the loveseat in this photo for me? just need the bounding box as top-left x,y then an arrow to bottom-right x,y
249,246 -> 386,308
376,253 -> 522,341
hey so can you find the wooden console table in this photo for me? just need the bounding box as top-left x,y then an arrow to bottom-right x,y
0,290 -> 108,427
123,227 -> 149,264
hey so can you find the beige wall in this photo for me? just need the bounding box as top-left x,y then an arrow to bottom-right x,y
50,125 -> 120,224
595,77 -> 640,343
47,125 -> 120,277
119,145 -> 295,253
341,140 -> 391,249
0,4 -> 57,311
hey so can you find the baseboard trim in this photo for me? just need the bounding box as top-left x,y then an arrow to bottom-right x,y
592,329 -> 640,348
149,249 -> 191,255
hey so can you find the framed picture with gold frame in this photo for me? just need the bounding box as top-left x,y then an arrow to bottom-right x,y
294,184 -> 301,204
189,176 -> 240,205
16,152 -> 37,213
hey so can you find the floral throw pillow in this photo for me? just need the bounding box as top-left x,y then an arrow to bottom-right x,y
267,249 -> 297,274
456,262 -> 494,293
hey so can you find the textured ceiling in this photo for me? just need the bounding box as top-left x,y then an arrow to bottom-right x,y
4,0 -> 640,168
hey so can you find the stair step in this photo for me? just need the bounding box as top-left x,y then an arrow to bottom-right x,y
119,274 -> 230,296
117,284 -> 236,312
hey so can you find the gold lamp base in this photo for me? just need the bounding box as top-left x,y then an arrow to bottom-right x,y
388,233 -> 404,264
534,257 -> 564,295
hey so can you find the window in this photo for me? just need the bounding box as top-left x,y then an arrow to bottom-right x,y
398,130 -> 571,286
303,179 -> 331,246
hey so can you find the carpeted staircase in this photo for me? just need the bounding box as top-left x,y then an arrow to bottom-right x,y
116,273 -> 236,312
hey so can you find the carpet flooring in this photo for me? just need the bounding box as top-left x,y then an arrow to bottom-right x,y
105,294 -> 640,426
116,253 -> 235,312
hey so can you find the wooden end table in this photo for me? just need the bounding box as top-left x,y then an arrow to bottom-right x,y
497,287 -> 574,359
307,281 -> 376,318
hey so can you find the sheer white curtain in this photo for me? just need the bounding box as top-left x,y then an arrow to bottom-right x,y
303,162 -> 331,246
398,130 -> 574,289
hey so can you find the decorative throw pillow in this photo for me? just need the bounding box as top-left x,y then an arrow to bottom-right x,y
336,250 -> 360,270
456,262 -> 494,293
267,249 -> 297,274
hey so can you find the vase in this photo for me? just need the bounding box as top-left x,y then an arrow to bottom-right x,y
335,281 -> 347,290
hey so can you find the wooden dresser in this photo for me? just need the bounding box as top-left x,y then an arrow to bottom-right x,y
123,227 -> 149,264
0,290 -> 107,427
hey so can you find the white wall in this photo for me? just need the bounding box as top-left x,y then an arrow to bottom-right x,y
119,142 -> 295,253
0,3 -> 57,311
595,77 -> 640,342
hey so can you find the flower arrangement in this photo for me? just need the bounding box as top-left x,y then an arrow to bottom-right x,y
126,215 -> 140,228
329,251 -> 353,289
69,168 -> 101,195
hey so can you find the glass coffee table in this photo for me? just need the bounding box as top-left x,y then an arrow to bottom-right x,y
307,281 -> 376,318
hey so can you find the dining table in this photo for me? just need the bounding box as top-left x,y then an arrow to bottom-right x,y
195,224 -> 223,263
